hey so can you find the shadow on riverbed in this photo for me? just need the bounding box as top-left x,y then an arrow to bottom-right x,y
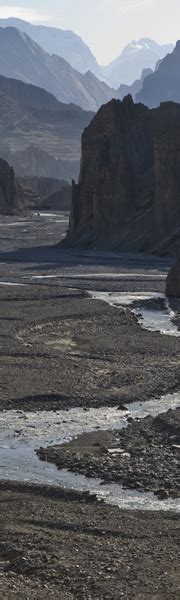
0,245 -> 175,269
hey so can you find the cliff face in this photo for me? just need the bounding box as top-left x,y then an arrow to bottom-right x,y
0,158 -> 24,214
166,260 -> 180,297
67,97 -> 180,255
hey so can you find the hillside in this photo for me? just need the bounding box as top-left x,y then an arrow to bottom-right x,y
136,41 -> 180,107
66,96 -> 180,255
0,27 -> 115,112
0,76 -> 93,180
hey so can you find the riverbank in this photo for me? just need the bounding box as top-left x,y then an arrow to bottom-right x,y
37,407 -> 180,500
0,480 -> 179,599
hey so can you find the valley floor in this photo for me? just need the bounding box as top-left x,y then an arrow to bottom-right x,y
0,213 -> 179,598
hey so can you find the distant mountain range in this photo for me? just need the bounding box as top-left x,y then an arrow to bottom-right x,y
0,74 -> 93,181
0,17 -> 100,76
0,19 -> 178,185
0,18 -> 174,90
0,27 -> 115,111
101,39 -> 174,88
136,41 -> 180,107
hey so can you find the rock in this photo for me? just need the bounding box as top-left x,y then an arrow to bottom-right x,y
65,96 -> 180,255
0,158 -> 24,214
166,260 -> 180,297
155,489 -> 169,500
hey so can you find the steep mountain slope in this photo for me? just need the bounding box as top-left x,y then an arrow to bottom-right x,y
118,68 -> 153,101
0,76 -> 93,180
0,73 -> 61,110
66,96 -> 180,255
136,41 -> 180,107
0,158 -> 24,214
0,17 -> 99,76
0,75 -> 93,143
101,39 -> 174,88
0,27 -> 115,111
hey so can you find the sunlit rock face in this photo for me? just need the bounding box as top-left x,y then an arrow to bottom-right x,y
166,261 -> 180,298
0,158 -> 24,214
66,96 -> 180,255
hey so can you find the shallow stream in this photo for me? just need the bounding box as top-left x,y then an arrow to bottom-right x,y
0,264 -> 179,510
91,291 -> 180,336
0,393 -> 179,512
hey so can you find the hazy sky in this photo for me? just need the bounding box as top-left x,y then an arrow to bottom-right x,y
0,0 -> 179,63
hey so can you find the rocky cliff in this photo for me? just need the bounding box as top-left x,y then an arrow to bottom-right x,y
66,96 -> 180,255
0,158 -> 24,214
166,260 -> 180,297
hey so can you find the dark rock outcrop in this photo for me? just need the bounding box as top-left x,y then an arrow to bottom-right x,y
136,41 -> 180,107
66,96 -> 180,255
0,158 -> 24,214
166,260 -> 180,297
